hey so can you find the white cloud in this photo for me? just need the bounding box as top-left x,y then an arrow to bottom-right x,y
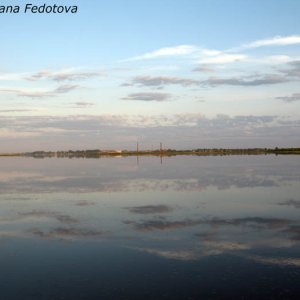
126,45 -> 197,61
201,49 -> 222,56
249,55 -> 295,65
199,54 -> 247,64
125,44 -> 248,66
123,35 -> 300,66
237,35 -> 300,50
0,84 -> 79,98
0,72 -> 27,81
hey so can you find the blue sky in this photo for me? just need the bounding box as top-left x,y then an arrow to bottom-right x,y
0,0 -> 300,151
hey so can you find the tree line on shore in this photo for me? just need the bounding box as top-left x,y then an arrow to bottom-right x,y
1,147 -> 299,158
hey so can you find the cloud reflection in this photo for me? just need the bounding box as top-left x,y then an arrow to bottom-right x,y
123,215 -> 300,263
1,156 -> 300,194
129,247 -> 200,261
278,199 -> 300,209
125,217 -> 293,232
75,200 -> 96,206
1,156 -> 299,272
19,210 -> 79,224
284,225 -> 300,241
243,254 -> 300,267
124,205 -> 173,214
124,218 -> 201,231
31,227 -> 105,240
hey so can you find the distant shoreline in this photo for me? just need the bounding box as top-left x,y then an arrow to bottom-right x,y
1,147 -> 300,158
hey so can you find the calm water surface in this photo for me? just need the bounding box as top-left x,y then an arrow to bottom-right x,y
0,155 -> 299,299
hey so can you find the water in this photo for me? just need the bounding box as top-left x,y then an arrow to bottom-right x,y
0,155 -> 299,299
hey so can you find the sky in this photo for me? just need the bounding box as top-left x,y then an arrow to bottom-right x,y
0,0 -> 300,151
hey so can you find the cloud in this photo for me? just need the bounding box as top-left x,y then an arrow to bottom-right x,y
0,109 -> 35,113
288,60 -> 300,67
124,76 -> 201,88
0,113 -> 287,136
124,73 -> 289,89
124,36 -> 300,68
0,128 -> 41,139
124,205 -> 173,214
279,60 -> 300,78
276,93 -> 300,103
228,60 -> 300,89
1,113 -> 300,151
126,45 -> 197,61
55,84 -> 79,94
239,35 -> 300,50
203,74 -> 289,86
126,44 -> 246,65
199,54 -> 247,64
0,84 -> 79,98
19,90 -> 55,98
192,65 -> 214,72
26,69 -> 101,82
0,72 -> 27,81
73,101 -> 95,108
122,92 -> 171,101
256,55 -> 295,65
125,45 -> 244,65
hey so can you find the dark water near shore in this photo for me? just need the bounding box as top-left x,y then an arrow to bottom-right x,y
0,155 -> 299,299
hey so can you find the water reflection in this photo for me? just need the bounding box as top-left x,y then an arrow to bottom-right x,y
124,205 -> 173,214
278,199 -> 300,209
31,227 -> 106,240
1,156 -> 300,194
0,156 -> 299,299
